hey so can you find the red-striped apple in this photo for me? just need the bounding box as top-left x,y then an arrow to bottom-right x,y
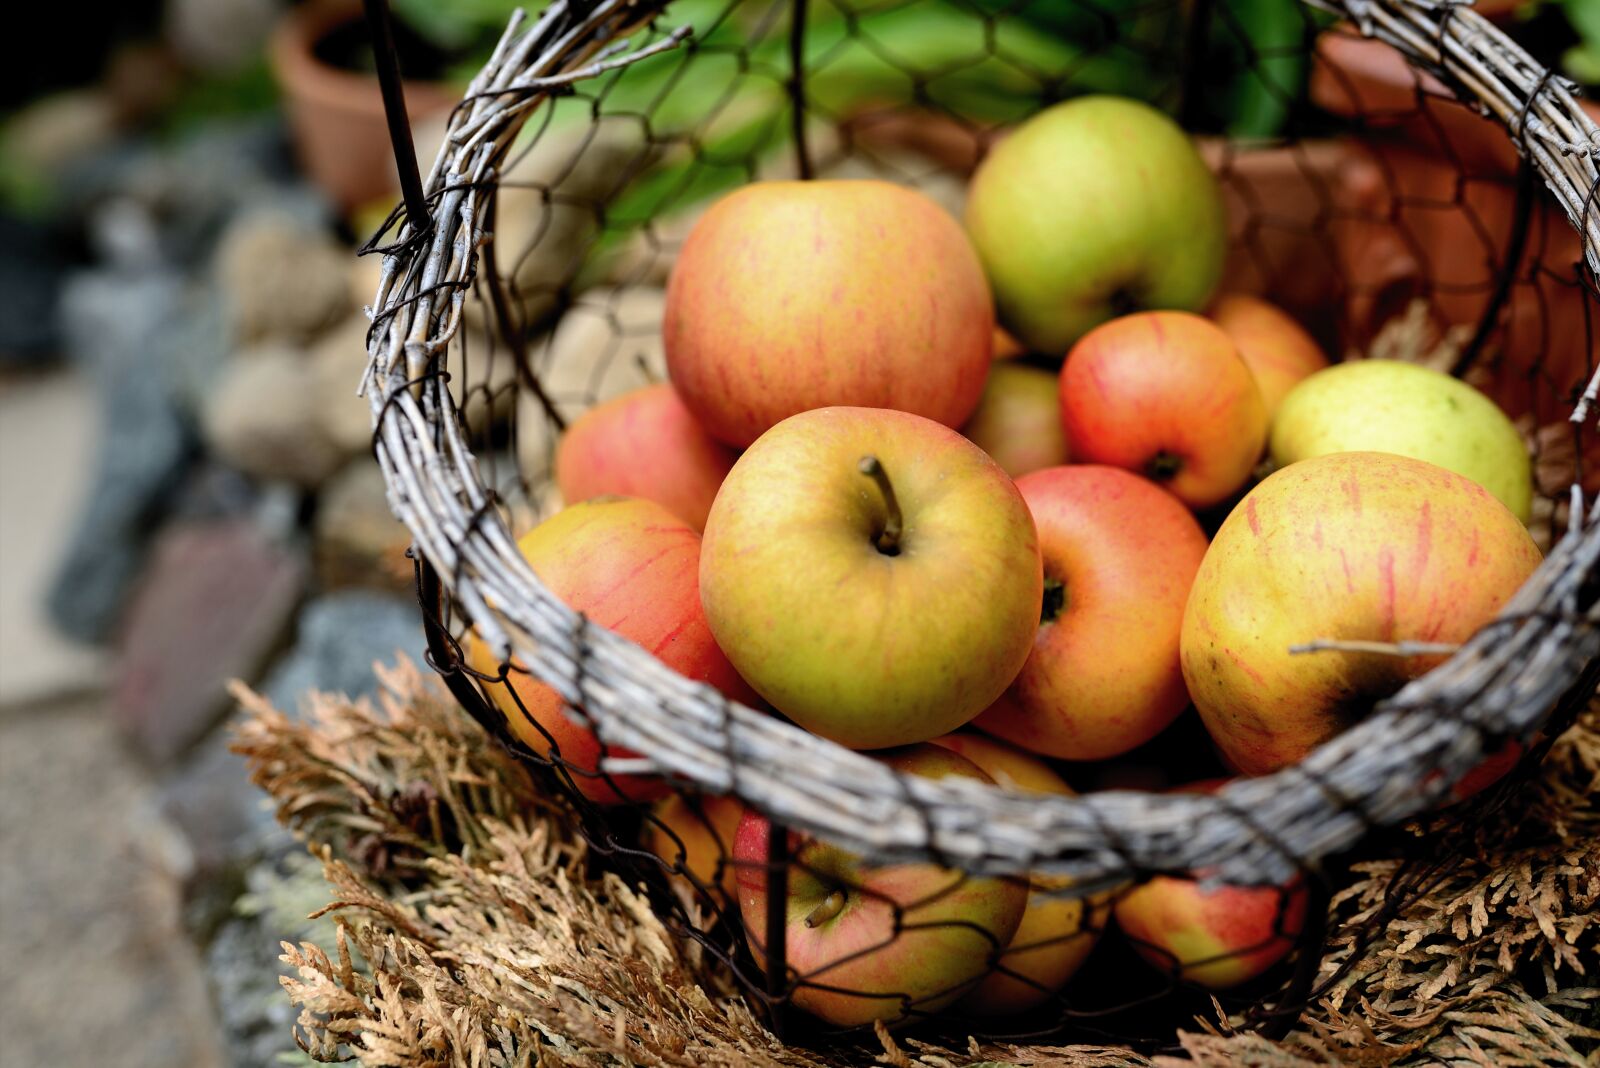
1208,294 -> 1328,418
1060,312 -> 1268,509
977,466 -> 1209,760
554,383 -> 738,531
733,744 -> 1028,1026
466,497 -> 756,803
665,180 -> 993,447
1113,780 -> 1308,990
1181,452 -> 1541,776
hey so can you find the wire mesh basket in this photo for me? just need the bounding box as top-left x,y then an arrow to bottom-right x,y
354,0 -> 1600,1050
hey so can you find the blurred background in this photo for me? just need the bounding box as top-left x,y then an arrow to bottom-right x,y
1,0 -> 1596,1065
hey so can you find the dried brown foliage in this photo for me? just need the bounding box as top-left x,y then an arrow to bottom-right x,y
232,661 -> 1600,1067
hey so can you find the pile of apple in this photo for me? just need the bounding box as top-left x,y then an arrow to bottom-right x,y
467,95 -> 1544,1026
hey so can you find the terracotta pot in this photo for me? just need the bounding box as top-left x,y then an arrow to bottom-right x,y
269,0 -> 458,212
1309,28 -> 1597,457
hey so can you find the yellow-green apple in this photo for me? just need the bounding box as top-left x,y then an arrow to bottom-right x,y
977,465 -> 1209,760
700,406 -> 1042,750
554,383 -> 737,531
1113,780 -> 1308,990
1270,359 -> 1533,522
1208,294 -> 1329,418
965,95 -> 1226,353
929,732 -> 1108,1014
732,744 -> 1028,1026
465,497 -> 757,803
645,792 -> 745,902
665,180 -> 993,448
961,363 -> 1070,478
1181,452 -> 1541,776
1059,312 -> 1268,509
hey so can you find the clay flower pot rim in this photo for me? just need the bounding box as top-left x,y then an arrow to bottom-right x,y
268,0 -> 459,120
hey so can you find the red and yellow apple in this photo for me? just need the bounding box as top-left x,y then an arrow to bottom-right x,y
700,407 -> 1042,750
1208,294 -> 1328,418
1113,780 -> 1308,990
645,792 -> 745,902
733,744 -> 1028,1026
961,363 -> 1070,479
977,465 -> 1209,760
965,96 -> 1227,353
465,497 -> 756,803
1181,452 -> 1542,775
665,180 -> 993,448
1060,312 -> 1268,509
554,383 -> 738,531
929,732 -> 1107,1014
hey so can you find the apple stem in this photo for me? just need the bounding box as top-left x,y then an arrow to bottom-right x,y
803,889 -> 847,929
858,455 -> 903,556
1041,578 -> 1067,623
1146,451 -> 1184,482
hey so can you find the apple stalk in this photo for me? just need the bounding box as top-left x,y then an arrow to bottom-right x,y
858,455 -> 904,555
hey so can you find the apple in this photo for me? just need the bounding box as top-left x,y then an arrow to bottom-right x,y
644,792 -> 745,903
1059,311 -> 1268,509
465,496 -> 756,803
554,383 -> 738,531
961,362 -> 1070,478
1208,294 -> 1329,418
1270,359 -> 1534,523
700,406 -> 1042,750
665,180 -> 993,448
733,744 -> 1029,1027
929,732 -> 1108,1014
1113,780 -> 1308,990
965,95 -> 1227,353
1181,452 -> 1542,776
976,465 -> 1210,760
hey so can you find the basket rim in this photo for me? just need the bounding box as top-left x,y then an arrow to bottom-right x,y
359,0 -> 1600,891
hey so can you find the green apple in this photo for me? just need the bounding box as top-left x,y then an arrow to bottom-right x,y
1270,359 -> 1533,522
732,744 -> 1028,1027
964,95 -> 1226,353
700,406 -> 1043,750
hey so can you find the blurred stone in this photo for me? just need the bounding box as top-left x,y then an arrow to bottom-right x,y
311,311 -> 376,456
113,519 -> 306,763
261,591 -> 429,714
314,461 -> 412,591
170,462 -> 261,522
204,344 -> 345,487
48,268 -> 196,641
0,700 -> 227,1068
215,209 -> 354,344
157,727 -> 279,884
166,0 -> 282,74
205,852 -> 331,1068
0,213 -> 68,367
2,89 -> 119,173
536,286 -> 667,423
163,281 -> 233,418
0,372 -> 110,707
515,390 -> 559,488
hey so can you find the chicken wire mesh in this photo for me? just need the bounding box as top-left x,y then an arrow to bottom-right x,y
350,0 -> 1600,1051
